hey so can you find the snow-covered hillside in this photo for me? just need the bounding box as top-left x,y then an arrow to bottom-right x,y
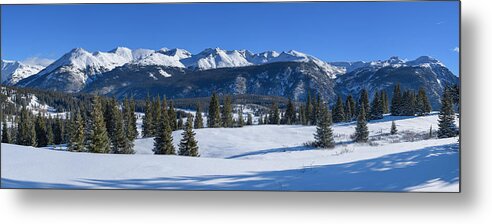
1,114 -> 459,191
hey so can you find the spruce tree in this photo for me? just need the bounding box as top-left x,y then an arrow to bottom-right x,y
381,90 -> 390,114
153,107 -> 175,155
313,105 -> 335,148
358,89 -> 370,120
285,98 -> 296,125
168,100 -> 178,131
46,115 -> 54,145
142,94 -> 154,137
416,87 -> 432,116
194,103 -> 204,129
238,106 -> 245,127
207,92 -> 221,128
390,121 -> 397,135
222,96 -> 233,127
16,106 -> 36,146
34,113 -> 49,147
299,105 -> 306,125
179,114 -> 199,157
152,95 -> 162,134
68,110 -> 85,152
2,116 -> 10,143
345,95 -> 355,121
269,102 -> 280,124
123,97 -> 138,141
391,83 -> 402,116
53,116 -> 64,145
332,96 -> 346,123
437,91 -> 458,138
353,105 -> 369,143
109,101 -> 133,154
370,92 -> 384,120
246,113 -> 253,125
88,96 -> 110,153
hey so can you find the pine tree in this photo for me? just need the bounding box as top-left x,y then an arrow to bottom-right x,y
437,91 -> 458,138
332,96 -> 346,123
208,92 -> 221,128
299,105 -> 306,125
390,121 -> 397,135
194,103 -> 204,129
370,92 -> 384,120
168,100 -> 178,131
88,96 -> 110,153
358,89 -> 370,120
2,116 -> 10,143
401,91 -> 417,116
312,94 -> 322,125
179,114 -> 199,157
238,106 -> 245,127
68,109 -> 85,152
345,95 -> 355,121
416,87 -> 432,116
381,90 -> 390,114
123,97 -> 138,141
246,113 -> 253,125
16,106 -> 36,146
152,96 -> 162,135
153,106 -> 176,155
46,115 -> 54,145
109,101 -> 133,154
391,83 -> 402,116
142,94 -> 154,137
313,105 -> 335,148
269,102 -> 280,124
285,98 -> 296,125
34,113 -> 49,147
222,96 -> 233,128
353,106 -> 369,143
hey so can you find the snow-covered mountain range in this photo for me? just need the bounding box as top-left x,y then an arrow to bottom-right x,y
12,47 -> 346,92
1,60 -> 45,85
5,46 -> 458,107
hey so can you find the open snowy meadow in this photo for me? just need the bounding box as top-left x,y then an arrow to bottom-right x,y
0,113 -> 459,192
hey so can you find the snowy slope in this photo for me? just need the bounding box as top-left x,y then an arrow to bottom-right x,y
1,60 -> 44,85
1,114 -> 459,191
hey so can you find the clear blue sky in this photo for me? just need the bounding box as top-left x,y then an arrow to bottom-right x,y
1,2 -> 460,75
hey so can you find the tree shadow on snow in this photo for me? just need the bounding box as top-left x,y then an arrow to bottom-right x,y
1,143 -> 459,192
226,146 -> 315,159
